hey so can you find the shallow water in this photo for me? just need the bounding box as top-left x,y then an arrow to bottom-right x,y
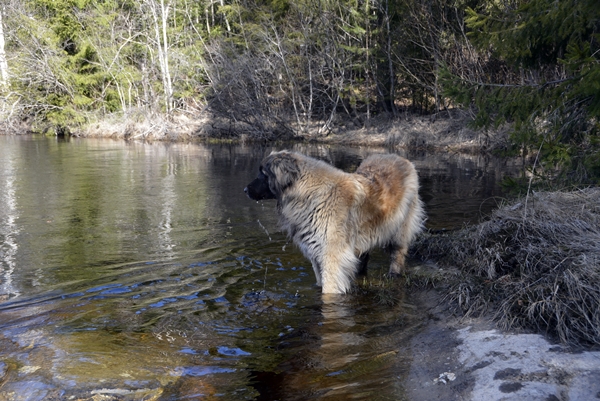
0,136 -> 517,400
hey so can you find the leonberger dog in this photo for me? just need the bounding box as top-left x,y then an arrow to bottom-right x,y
244,150 -> 425,294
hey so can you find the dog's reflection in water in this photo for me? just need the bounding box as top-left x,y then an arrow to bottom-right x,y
318,294 -> 365,368
251,290 -> 417,400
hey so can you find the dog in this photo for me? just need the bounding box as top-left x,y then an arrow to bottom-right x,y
244,150 -> 425,294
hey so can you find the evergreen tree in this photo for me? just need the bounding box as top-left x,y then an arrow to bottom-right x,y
442,0 -> 600,183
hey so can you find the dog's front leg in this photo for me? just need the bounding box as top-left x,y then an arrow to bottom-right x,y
320,245 -> 358,294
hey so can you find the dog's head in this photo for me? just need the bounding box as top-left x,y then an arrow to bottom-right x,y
244,151 -> 301,200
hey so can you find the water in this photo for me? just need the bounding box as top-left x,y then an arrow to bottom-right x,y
0,136 -> 517,400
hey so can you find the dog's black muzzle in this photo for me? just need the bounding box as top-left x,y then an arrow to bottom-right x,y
244,172 -> 276,201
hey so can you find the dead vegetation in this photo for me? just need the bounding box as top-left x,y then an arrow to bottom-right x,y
82,111 -> 202,141
413,188 -> 600,346
76,108 -> 511,155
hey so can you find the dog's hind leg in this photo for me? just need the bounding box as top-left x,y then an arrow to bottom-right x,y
357,253 -> 370,276
388,218 -> 414,275
389,195 -> 425,276
388,244 -> 408,276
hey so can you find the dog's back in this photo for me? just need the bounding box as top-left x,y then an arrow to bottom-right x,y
354,154 -> 425,266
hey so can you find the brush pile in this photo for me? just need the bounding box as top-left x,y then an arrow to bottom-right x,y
415,188 -> 600,346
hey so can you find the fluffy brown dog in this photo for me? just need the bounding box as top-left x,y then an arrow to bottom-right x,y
244,150 -> 425,294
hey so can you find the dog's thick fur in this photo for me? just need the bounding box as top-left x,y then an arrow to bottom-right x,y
245,150 -> 425,294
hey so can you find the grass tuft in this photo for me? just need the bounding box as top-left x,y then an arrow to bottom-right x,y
413,188 -> 600,346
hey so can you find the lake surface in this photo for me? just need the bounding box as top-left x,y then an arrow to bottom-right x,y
0,136 -> 517,400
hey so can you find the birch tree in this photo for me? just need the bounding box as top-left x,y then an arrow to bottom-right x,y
0,9 -> 8,90
142,0 -> 174,114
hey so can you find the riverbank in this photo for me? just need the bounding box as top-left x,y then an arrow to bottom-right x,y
412,188 -> 600,347
401,187 -> 600,399
77,110 -> 511,153
402,288 -> 600,401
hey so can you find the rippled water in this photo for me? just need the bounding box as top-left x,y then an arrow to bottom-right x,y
0,136 -> 517,400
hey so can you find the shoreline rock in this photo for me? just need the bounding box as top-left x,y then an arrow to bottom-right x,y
403,289 -> 600,401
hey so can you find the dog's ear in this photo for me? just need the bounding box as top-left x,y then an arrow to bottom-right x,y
264,151 -> 300,195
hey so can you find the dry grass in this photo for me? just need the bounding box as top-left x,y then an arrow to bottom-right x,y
353,274 -> 403,306
81,109 -> 297,142
311,110 -> 511,153
413,188 -> 600,346
76,108 -> 511,152
81,110 -> 206,141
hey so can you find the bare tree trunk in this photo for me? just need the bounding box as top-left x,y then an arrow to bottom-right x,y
267,25 -> 304,132
365,0 -> 371,124
0,9 -> 9,90
205,6 -> 211,34
146,0 -> 173,114
160,0 -> 173,113
218,0 -> 231,32
384,0 -> 396,117
428,0 -> 440,113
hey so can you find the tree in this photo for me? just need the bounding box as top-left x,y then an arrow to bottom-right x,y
0,8 -> 8,90
142,0 -> 174,114
442,0 -> 600,183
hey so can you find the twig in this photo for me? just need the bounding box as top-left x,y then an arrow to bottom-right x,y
523,136 -> 545,221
